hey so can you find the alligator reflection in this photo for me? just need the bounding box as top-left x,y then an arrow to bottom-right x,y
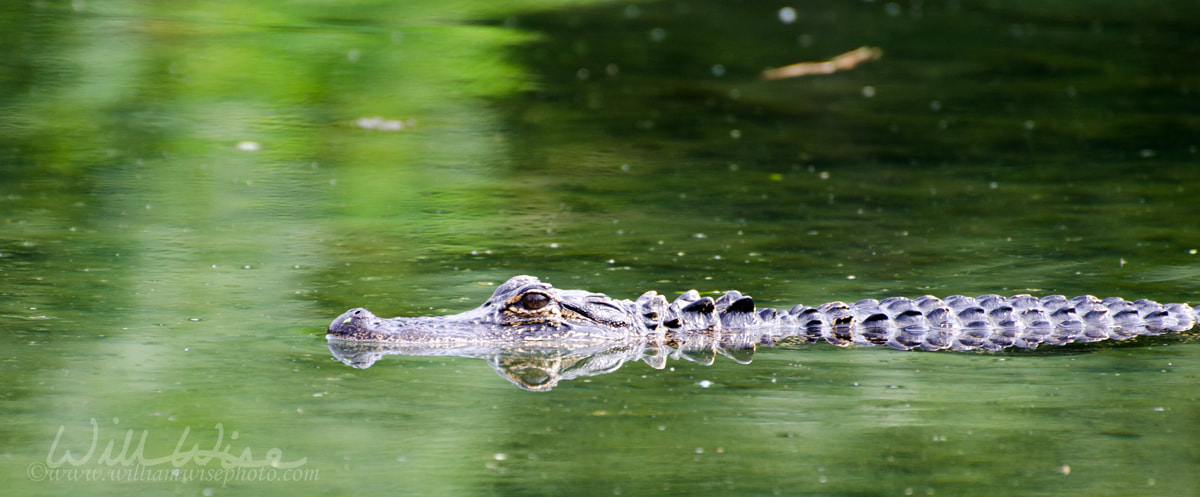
327,332 -> 772,391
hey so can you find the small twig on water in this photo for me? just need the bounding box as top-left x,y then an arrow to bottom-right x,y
762,46 -> 882,80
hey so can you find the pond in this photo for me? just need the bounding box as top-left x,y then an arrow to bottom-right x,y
2,0 -> 1197,496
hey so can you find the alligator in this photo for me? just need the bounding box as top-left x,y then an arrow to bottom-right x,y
329,275 -> 1198,350
327,275 -> 1198,390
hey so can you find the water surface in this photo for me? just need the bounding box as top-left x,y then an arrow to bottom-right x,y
2,1 -> 1197,496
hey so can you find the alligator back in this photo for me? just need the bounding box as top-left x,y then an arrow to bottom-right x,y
769,294 -> 1197,351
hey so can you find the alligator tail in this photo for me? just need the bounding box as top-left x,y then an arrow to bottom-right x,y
647,290 -> 1198,351
790,294 -> 1197,351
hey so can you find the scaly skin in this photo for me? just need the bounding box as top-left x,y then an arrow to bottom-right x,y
327,275 -> 1198,351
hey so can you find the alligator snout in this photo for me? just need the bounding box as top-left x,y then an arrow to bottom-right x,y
327,307 -> 379,339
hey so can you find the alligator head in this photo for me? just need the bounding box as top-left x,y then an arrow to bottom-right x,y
327,275 -> 646,344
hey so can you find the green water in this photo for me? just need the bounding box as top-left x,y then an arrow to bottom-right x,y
2,0 -> 1198,495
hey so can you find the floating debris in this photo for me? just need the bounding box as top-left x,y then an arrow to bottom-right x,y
762,46 -> 882,80
356,117 -> 414,131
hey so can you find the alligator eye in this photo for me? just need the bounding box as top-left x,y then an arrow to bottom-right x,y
521,292 -> 550,310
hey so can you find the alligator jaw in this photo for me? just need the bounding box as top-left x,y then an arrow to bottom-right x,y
327,307 -> 490,343
326,304 -> 644,345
